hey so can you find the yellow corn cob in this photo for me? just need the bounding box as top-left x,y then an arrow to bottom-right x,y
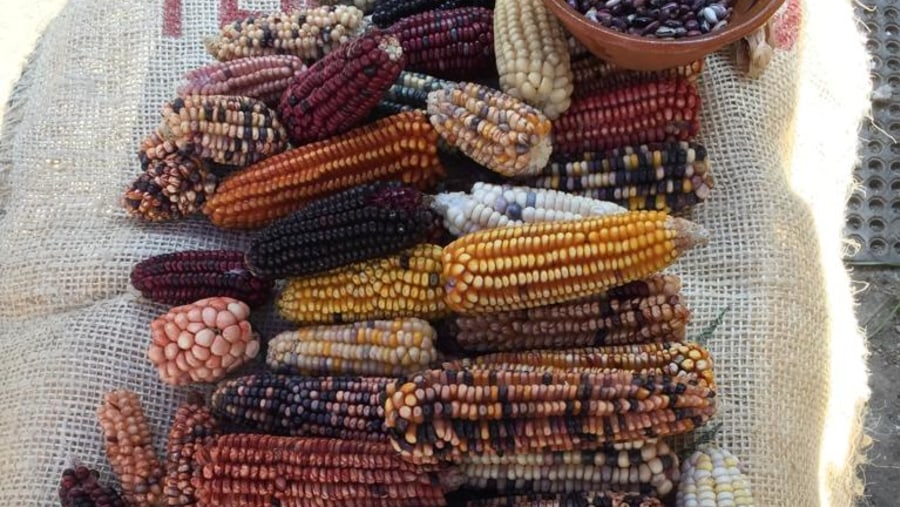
676,445 -> 756,507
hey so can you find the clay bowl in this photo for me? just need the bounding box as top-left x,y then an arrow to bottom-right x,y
543,0 -> 786,70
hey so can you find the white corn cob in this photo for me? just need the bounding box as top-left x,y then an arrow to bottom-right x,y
676,445 -> 756,507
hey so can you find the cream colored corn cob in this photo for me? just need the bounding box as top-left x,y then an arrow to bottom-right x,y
676,445 -> 755,507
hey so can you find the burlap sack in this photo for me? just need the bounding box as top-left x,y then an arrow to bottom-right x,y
0,0 -> 870,505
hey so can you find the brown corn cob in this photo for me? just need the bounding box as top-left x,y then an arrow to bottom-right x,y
466,492 -> 663,507
571,56 -> 704,98
389,8 -> 495,78
373,0 -> 496,28
442,212 -> 708,314
203,111 -> 444,229
552,78 -> 701,156
123,154 -> 216,222
178,55 -> 306,107
278,244 -> 448,324
163,402 -> 220,507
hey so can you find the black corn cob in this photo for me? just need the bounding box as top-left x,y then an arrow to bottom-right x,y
59,466 -> 128,507
465,492 -> 663,507
389,8 -> 495,78
373,0 -> 496,28
371,71 -> 453,119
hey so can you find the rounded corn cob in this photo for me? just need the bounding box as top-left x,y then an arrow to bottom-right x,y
572,56 -> 704,98
465,492 -> 663,507
373,0 -> 496,28
122,154 -> 216,222
59,466 -> 128,507
178,55 -> 306,107
163,402 -> 220,507
676,445 -> 756,507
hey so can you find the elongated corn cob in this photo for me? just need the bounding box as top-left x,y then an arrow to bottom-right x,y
267,318 -> 439,376
466,492 -> 663,507
163,402 -> 220,507
553,78 -> 701,156
676,445 -> 755,507
203,111 -> 444,229
373,0 -> 496,28
278,244 -> 448,324
494,0 -> 572,119
371,71 -> 453,118
432,182 -> 625,236
428,82 -> 552,177
572,57 -> 704,98
123,154 -> 216,222
390,8 -> 495,78
442,211 -> 708,314
193,435 -> 451,506
178,55 -> 306,107
204,6 -> 366,62
318,0 -> 377,13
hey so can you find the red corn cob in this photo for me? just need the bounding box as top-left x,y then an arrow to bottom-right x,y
178,55 -> 307,107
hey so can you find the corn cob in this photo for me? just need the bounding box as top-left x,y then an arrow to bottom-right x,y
279,31 -> 405,146
676,445 -> 755,507
567,36 -> 590,59
552,78 -> 701,156
130,250 -> 273,306
373,0 -> 496,28
466,492 -> 663,507
389,8 -> 495,78
245,182 -> 437,279
59,466 -> 128,507
571,57 -> 704,98
193,435 -> 451,506
442,211 -> 708,314
450,275 -> 689,352
163,402 -> 220,507
278,244 -> 448,324
211,372 -> 391,441
97,391 -> 164,507
371,71 -> 453,118
178,55 -> 306,107
267,318 -> 439,376
432,182 -> 625,236
123,154 -> 216,222
494,0 -> 573,120
318,0 -> 377,13
528,142 -> 713,213
204,111 -> 444,229
384,366 -> 717,464
204,6 -> 367,62
428,82 -> 552,177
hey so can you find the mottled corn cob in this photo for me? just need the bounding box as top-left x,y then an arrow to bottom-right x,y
572,57 -> 704,98
279,31 -> 405,145
123,154 -> 216,222
428,82 -> 552,177
193,435 -> 451,506
432,182 -> 625,236
204,6 -> 366,62
373,0 -> 496,28
178,55 -> 306,107
494,0 -> 572,119
163,403 -> 220,507
676,446 -> 756,507
245,182 -> 436,279
390,8 -> 495,78
130,250 -> 272,306
553,78 -> 701,156
278,244 -> 448,324
442,211 -> 708,314
267,318 -> 439,376
211,373 -> 391,440
318,0 -> 377,13
372,71 -> 453,118
204,111 -> 444,229
59,466 -> 128,507
466,492 -> 663,507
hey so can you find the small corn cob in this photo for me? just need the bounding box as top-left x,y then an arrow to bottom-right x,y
267,318 -> 439,376
494,0 -> 573,120
318,0 -> 377,13
130,249 -> 273,306
428,82 -> 552,177
59,466 -> 128,507
178,55 -> 306,107
571,57 -> 704,98
204,6 -> 367,62
676,445 -> 756,507
211,372 -> 391,440
279,31 -> 405,146
371,71 -> 453,118
373,0 -> 496,28
390,8 -> 495,78
245,182 -> 437,279
163,402 -> 220,507
552,78 -> 701,156
567,36 -> 590,59
278,244 -> 448,324
432,182 -> 625,236
442,211 -> 708,314
122,154 -> 216,222
450,275 -> 689,352
193,435 -> 451,506
466,492 -> 663,507
529,142 -> 713,213
204,111 -> 444,229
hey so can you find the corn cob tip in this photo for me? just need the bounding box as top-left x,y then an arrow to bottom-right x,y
668,216 -> 710,251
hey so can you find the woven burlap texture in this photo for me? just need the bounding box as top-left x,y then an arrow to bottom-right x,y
0,0 -> 870,505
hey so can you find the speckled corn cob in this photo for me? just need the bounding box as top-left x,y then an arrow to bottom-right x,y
245,182 -> 436,279
204,6 -> 366,62
318,0 -> 377,13
373,0 -> 496,28
529,142 -> 713,213
442,211 -> 708,314
279,31 -> 405,145
123,154 -> 216,222
432,182 -> 625,236
204,111 -> 443,229
553,78 -> 701,156
428,82 -> 552,177
494,0 -> 572,119
371,71 -> 453,118
390,8 -> 495,78
178,55 -> 306,107
466,492 -> 663,507
572,57 -> 704,98
267,318 -> 439,376
676,446 -> 755,507
193,435 -> 451,506
163,402 -> 220,507
278,244 -> 448,324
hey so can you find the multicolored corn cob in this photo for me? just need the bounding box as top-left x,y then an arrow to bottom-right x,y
204,111 -> 444,229
267,318 -> 439,376
373,0 -> 496,28
466,492 -> 663,507
123,154 -> 216,222
245,182 -> 437,279
278,244 -> 448,324
441,212 -> 708,314
178,55 -> 306,107
130,250 -> 272,306
389,8 -> 495,78
318,0 -> 377,13
371,71 -> 452,118
279,31 -> 405,145
163,402 -> 220,507
59,466 -> 128,507
676,446 -> 756,507
428,82 -> 552,177
571,57 -> 704,98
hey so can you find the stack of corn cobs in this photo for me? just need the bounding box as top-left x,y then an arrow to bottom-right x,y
73,1 -> 755,507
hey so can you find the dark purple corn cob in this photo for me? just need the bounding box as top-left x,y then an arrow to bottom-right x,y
59,466 -> 128,507
131,250 -> 273,306
178,55 -> 307,107
372,0 -> 495,28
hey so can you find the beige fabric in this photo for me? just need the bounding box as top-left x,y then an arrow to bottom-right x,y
0,0 -> 870,505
